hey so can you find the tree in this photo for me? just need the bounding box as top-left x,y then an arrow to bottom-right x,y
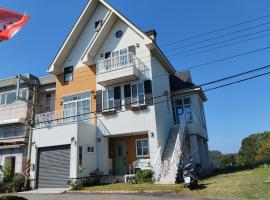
237,132 -> 270,166
221,154 -> 237,168
255,139 -> 270,162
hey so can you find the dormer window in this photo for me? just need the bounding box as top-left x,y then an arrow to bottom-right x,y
64,66 -> 73,83
95,20 -> 103,31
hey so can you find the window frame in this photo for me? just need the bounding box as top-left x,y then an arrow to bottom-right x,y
86,145 -> 95,154
64,66 -> 74,83
131,82 -> 145,106
0,89 -> 27,105
102,88 -> 115,111
136,138 -> 149,158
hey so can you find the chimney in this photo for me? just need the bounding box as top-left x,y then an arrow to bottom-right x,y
145,29 -> 157,42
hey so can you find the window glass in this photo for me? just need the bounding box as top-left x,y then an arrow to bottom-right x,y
136,139 -> 149,157
6,92 -> 16,104
0,94 -> 6,105
103,91 -> 108,110
138,83 -> 145,104
108,89 -> 114,109
64,66 -> 73,83
19,90 -> 27,100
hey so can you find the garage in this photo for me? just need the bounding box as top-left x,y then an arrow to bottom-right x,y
37,145 -> 71,188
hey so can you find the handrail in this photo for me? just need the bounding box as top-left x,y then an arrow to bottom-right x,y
96,52 -> 137,74
35,106 -> 92,128
153,146 -> 162,181
97,117 -> 111,136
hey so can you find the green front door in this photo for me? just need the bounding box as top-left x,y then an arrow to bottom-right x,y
114,141 -> 128,175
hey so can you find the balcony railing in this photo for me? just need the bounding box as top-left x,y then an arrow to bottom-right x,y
35,107 -> 93,128
96,52 -> 143,74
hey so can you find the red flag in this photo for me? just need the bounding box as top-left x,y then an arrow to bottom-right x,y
0,8 -> 29,42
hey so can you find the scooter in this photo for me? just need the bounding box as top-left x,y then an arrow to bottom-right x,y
183,160 -> 198,190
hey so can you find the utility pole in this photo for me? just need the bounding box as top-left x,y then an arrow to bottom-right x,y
16,74 -> 39,189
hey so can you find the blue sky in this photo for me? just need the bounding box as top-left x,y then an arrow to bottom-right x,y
1,0 -> 270,153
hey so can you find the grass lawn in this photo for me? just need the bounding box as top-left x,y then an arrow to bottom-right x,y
80,165 -> 270,200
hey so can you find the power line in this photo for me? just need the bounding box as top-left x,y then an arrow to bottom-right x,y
161,13 -> 270,47
166,27 -> 270,57
204,70 -> 270,92
174,32 -> 270,59
32,65 -> 270,129
185,46 -> 270,71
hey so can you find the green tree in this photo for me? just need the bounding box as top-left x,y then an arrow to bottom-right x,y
255,139 -> 270,162
237,132 -> 270,166
221,153 -> 237,168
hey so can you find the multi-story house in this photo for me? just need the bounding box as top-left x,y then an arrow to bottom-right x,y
0,74 -> 55,176
30,0 -> 211,188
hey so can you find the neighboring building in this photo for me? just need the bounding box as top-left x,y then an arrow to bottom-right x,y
29,0 -> 211,188
0,74 -> 55,176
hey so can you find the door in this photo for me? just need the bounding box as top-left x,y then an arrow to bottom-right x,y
4,156 -> 15,175
37,145 -> 70,188
114,141 -> 128,175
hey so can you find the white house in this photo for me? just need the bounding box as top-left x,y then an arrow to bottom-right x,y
30,0 -> 211,188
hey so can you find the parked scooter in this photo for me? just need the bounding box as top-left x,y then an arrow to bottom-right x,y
183,159 -> 198,190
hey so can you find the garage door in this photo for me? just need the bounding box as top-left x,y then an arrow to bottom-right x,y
37,145 -> 71,188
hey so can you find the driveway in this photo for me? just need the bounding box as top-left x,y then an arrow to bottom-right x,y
8,193 -> 211,200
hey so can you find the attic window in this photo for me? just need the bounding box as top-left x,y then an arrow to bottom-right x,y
95,20 -> 103,31
64,66 -> 73,83
115,30 -> 123,38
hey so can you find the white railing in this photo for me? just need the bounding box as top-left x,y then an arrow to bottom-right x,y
97,52 -> 139,74
153,146 -> 162,182
170,115 -> 187,178
97,117 -> 111,136
35,107 -> 93,128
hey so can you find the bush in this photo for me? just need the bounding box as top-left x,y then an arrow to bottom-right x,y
0,196 -> 28,200
12,174 -> 25,192
0,166 -> 27,193
67,180 -> 82,190
128,169 -> 154,184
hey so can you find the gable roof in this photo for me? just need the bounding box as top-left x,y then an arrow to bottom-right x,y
169,71 -> 207,101
49,0 -> 175,74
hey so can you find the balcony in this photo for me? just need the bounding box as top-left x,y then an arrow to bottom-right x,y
35,107 -> 94,128
0,101 -> 29,125
96,52 -> 146,86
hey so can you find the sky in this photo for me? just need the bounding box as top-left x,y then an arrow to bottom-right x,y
1,0 -> 270,154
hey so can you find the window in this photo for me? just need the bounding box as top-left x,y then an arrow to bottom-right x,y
63,92 -> 91,122
102,89 -> 114,110
45,93 -> 52,112
131,83 -> 145,105
86,146 -> 94,153
95,20 -> 103,31
136,139 -> 149,157
5,157 -> 15,176
79,146 -> 82,171
64,66 -> 73,83
175,97 -> 192,124
115,30 -> 123,38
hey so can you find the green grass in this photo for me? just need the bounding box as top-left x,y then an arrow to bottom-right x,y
80,165 -> 270,200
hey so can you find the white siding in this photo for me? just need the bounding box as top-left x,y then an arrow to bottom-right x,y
62,4 -> 110,70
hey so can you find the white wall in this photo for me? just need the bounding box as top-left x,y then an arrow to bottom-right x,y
77,122 -> 97,177
0,148 -> 24,173
151,56 -> 174,155
62,4 -> 110,71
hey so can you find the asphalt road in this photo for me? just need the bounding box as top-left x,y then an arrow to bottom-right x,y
6,193 -> 212,200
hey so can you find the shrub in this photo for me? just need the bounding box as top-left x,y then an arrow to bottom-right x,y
0,196 -> 28,200
0,166 -> 27,193
128,169 -> 154,184
12,173 -> 25,192
67,180 -> 82,190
